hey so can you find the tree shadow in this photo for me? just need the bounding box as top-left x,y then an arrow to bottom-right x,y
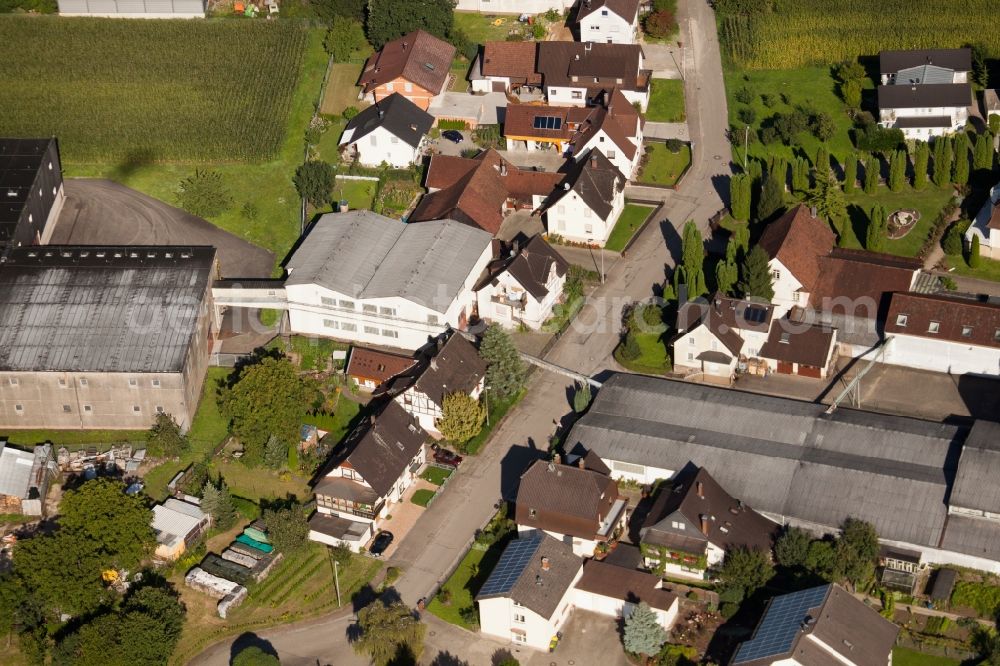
429,652 -> 469,666
659,216 -> 684,267
229,632 -> 279,665
111,147 -> 158,182
846,203 -> 869,247
499,443 -> 548,502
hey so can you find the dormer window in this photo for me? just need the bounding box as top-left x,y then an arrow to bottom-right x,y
928,321 -> 940,334
896,314 -> 908,327
961,325 -> 973,338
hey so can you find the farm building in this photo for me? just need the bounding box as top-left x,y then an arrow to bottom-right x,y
152,498 -> 210,561
0,246 -> 217,430
57,0 -> 205,18
0,138 -> 64,252
0,441 -> 55,516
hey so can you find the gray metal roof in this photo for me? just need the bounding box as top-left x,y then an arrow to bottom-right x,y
0,442 -> 35,497
285,212 -> 492,314
570,374 -> 966,551
0,246 -> 215,372
895,64 -> 956,85
950,421 -> 1000,512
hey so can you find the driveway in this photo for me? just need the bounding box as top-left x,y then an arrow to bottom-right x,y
50,179 -> 274,278
645,121 -> 690,141
641,41 -> 684,80
426,131 -> 478,157
499,149 -> 568,172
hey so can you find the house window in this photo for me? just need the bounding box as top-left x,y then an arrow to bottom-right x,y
529,508 -> 537,518
687,352 -> 694,361
382,329 -> 399,338
83,405 -> 92,413
671,521 -> 685,530
8,378 -> 17,386
557,205 -> 565,214
379,306 -> 397,316
339,300 -> 356,310
364,325 -> 379,335
151,379 -> 161,388
129,378 -> 138,387
363,304 -> 377,314
607,150 -> 616,159
584,224 -> 593,234
58,378 -> 67,387
928,321 -> 940,333
771,269 -> 781,281
792,292 -> 800,303
896,314 -> 908,327
386,82 -> 394,91
994,328 -> 1000,342
15,404 -> 23,413
688,336 -> 694,344
390,136 -> 399,144
341,322 -> 358,332
370,135 -> 378,146
133,405 -> 141,413
961,325 -> 973,338
571,91 -> 583,100
601,8 -> 608,14
513,614 -> 526,623
404,82 -> 413,92
584,208 -> 592,218
321,296 -> 335,306
323,319 -> 339,329
591,25 -> 600,30
62,405 -> 71,413
79,378 -> 88,387
156,406 -> 165,414
512,633 -> 527,644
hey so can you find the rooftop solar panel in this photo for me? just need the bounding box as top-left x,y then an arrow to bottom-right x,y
745,306 -> 767,324
733,585 -> 830,662
531,116 -> 563,131
477,536 -> 542,597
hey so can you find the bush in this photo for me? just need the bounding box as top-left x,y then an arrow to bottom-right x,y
460,148 -> 481,159
854,125 -> 904,152
384,566 -> 401,585
472,124 -> 503,150
177,170 -> 231,218
735,86 -> 754,104
941,222 -> 965,255
293,160 -> 335,207
719,602 -> 739,619
532,23 -> 546,39
951,580 -> 1000,617
644,9 -> 677,39
760,93 -> 777,107
618,332 -> 641,361
342,106 -> 359,120
665,137 -> 684,153
738,106 -> 757,125
438,119 -> 468,130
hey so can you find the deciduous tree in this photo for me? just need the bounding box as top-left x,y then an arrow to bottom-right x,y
324,16 -> 367,62
740,245 -> 774,301
232,646 -> 281,666
833,518 -> 879,588
479,325 -> 526,400
220,356 -> 315,467
177,170 -> 231,218
623,601 -> 668,659
437,392 -> 486,443
775,527 -> 812,568
293,160 -> 335,208
365,0 -> 456,50
262,504 -> 310,553
148,412 -> 188,458
353,599 -> 426,666
59,478 -> 155,572
717,547 -> 773,602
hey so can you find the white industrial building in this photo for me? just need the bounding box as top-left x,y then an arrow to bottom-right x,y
57,0 -> 205,17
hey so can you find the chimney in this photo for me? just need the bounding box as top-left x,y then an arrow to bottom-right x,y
590,155 -> 598,169
552,452 -> 562,464
699,514 -> 709,536
402,41 -> 408,50
512,238 -> 520,255
577,457 -> 585,469
541,556 -> 550,571
585,42 -> 592,52
810,206 -> 817,218
410,123 -> 417,131
696,481 -> 704,499
563,182 -> 570,190
430,358 -> 438,371
369,414 -> 377,426
500,163 -> 507,176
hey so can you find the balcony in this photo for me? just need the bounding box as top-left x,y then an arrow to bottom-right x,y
636,70 -> 653,91
492,292 -> 526,310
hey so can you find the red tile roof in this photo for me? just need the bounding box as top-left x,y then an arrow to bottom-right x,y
885,292 -> 1000,348
757,205 -> 837,294
576,0 -> 641,22
346,347 -> 417,385
811,248 -> 920,315
759,319 -> 836,368
481,41 -> 542,85
360,30 -> 455,95
575,560 -> 678,613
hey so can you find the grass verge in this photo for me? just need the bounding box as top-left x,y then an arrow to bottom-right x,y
637,142 -> 691,187
427,538 -> 509,629
606,203 -> 655,252
614,332 -> 671,375
411,489 -> 436,507
420,466 -> 453,486
890,647 -> 960,666
646,78 -> 685,122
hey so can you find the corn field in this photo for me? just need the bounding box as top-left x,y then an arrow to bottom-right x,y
0,16 -> 308,163
720,0 -> 1000,70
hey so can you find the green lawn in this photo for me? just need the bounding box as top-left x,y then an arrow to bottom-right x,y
332,177 -> 377,211
638,142 -> 691,186
66,27 -> 329,272
615,332 -> 671,375
835,186 -> 954,257
646,78 -> 685,122
319,62 -> 365,116
449,59 -> 471,92
606,203 -> 655,252
454,11 -> 531,45
210,459 -> 311,503
420,466 -> 453,486
462,388 -> 526,455
427,539 -> 509,629
411,489 -> 436,507
144,366 -> 232,501
725,66 -> 860,166
891,647 -> 960,666
946,254 -> 1000,282
301,398 -> 362,445
315,116 -> 346,164
0,429 -> 147,450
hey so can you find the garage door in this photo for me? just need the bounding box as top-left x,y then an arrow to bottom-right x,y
798,365 -> 822,378
776,361 -> 793,374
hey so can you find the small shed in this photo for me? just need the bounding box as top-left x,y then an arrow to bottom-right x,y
152,498 -> 209,561
929,568 -> 958,603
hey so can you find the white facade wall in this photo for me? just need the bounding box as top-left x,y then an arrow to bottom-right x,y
882,333 -> 1000,376
472,75 -> 512,94
455,0 -> 571,12
396,379 -> 484,436
308,522 -> 373,553
767,258 -> 806,318
346,126 -> 422,168
285,246 -> 491,351
578,8 -> 638,45
547,85 -> 590,106
879,105 -> 969,140
965,183 -> 1000,260
575,131 -> 640,176
58,0 -> 204,16
672,325 -> 737,377
603,458 -> 674,485
545,186 -> 624,246
476,263 -> 566,330
572,588 -> 678,628
517,524 -> 599,558
478,566 -> 582,650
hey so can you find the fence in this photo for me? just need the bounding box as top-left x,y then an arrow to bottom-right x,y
335,174 -> 379,182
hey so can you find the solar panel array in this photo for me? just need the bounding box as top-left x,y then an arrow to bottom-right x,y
744,306 -> 767,324
477,536 -> 542,597
733,585 -> 830,663
532,116 -> 563,130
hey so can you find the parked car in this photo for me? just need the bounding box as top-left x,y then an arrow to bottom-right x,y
370,531 -> 394,557
442,130 -> 463,143
431,443 -> 463,468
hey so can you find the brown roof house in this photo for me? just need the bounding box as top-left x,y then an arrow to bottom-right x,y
672,294 -> 774,381
375,330 -> 487,437
475,234 -> 569,331
639,466 -> 778,580
345,346 -> 417,392
575,0 -> 641,45
505,88 -> 644,177
308,400 -> 427,552
544,149 -> 627,247
476,533 -> 583,650
515,457 -> 628,557
572,559 -> 679,631
360,30 -> 455,110
731,584 -> 898,666
883,292 -> 1000,376
471,41 -> 543,94
411,149 -> 562,238
878,48 -> 972,140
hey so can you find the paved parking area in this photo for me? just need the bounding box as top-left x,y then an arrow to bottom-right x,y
373,483 -> 428,559
50,179 -> 274,278
541,610 -> 631,666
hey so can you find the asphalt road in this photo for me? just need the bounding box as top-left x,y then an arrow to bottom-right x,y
188,0 -> 733,661
50,179 -> 275,279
